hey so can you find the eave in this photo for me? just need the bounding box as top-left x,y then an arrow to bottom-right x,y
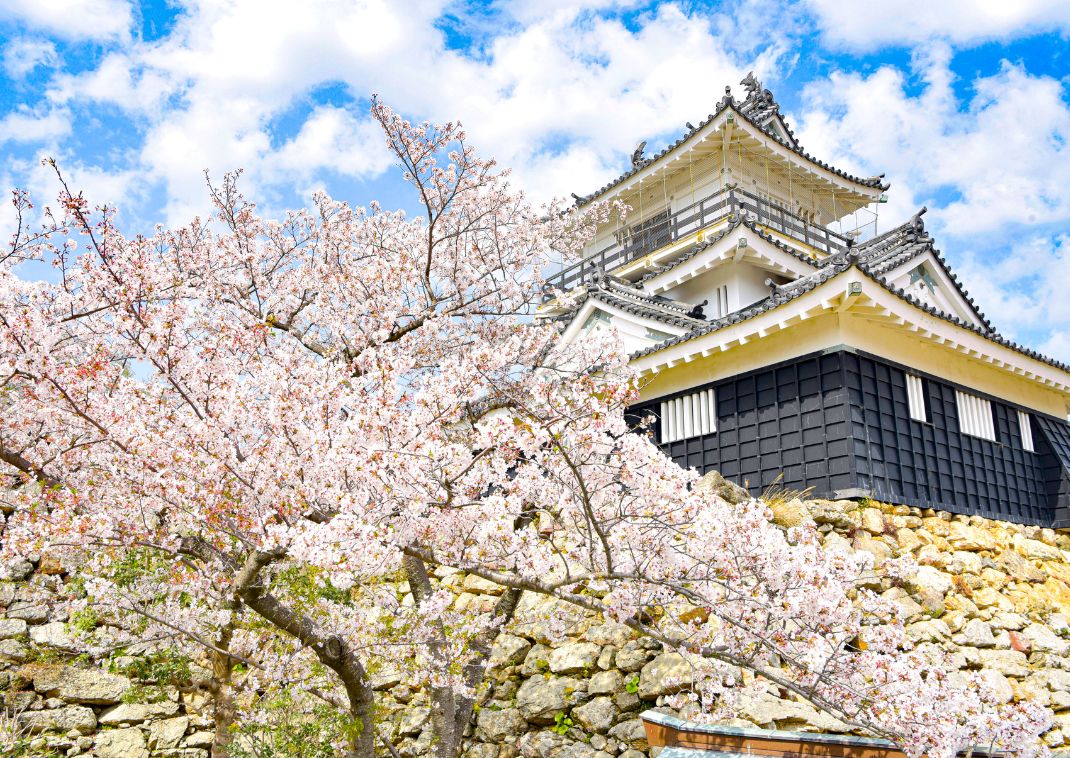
575,98 -> 888,210
639,222 -> 820,296
631,267 -> 1070,396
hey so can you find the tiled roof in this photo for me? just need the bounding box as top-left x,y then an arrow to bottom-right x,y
737,71 -> 799,148
629,214 -> 1070,375
853,207 -> 995,333
575,76 -> 888,206
568,275 -> 709,330
638,217 -> 820,285
630,251 -> 849,359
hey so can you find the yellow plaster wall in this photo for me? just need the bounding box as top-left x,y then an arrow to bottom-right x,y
840,316 -> 1070,417
638,310 -> 1070,418
638,313 -> 840,401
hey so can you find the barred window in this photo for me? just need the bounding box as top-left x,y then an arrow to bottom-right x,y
661,389 -> 717,443
905,374 -> 928,422
956,390 -> 995,441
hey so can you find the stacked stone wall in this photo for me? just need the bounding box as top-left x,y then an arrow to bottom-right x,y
4,483 -> 1070,756
0,554 -> 213,757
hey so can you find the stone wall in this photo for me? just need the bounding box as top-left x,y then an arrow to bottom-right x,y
388,486 -> 1070,757
4,481 -> 1070,756
0,554 -> 213,757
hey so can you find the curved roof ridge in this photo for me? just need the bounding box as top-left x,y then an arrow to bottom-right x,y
631,259 -> 1069,376
855,208 -> 995,333
585,287 -> 708,329
573,86 -> 889,207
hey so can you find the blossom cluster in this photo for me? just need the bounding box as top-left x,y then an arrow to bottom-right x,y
0,103 -> 1051,756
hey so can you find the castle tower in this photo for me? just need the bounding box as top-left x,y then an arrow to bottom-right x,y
544,75 -> 1070,528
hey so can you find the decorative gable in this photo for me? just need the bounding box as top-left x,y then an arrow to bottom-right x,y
856,209 -> 990,331
556,276 -> 705,355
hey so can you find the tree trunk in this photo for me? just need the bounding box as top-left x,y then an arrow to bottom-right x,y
210,621 -> 237,757
234,550 -> 377,757
403,554 -> 524,758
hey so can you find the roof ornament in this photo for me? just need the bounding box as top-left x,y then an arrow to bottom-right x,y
631,141 -> 648,168
909,206 -> 929,239
686,299 -> 708,320
583,266 -> 606,287
739,72 -> 779,123
570,192 -> 584,206
740,71 -> 762,99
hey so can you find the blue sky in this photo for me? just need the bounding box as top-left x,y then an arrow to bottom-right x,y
2,0 -> 1070,360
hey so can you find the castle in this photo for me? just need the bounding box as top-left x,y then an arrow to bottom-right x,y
542,75 -> 1070,528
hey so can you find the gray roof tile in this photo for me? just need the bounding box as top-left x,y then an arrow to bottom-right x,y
568,275 -> 709,330
629,212 -> 1070,375
575,80 -> 888,206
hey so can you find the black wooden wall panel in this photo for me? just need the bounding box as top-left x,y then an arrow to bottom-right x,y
634,348 -> 1070,527
842,352 -> 1051,525
1035,416 -> 1070,528
639,352 -> 853,498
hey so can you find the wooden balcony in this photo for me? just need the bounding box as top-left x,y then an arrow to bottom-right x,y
545,185 -> 851,295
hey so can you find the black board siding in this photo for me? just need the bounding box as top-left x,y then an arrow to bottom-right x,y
635,348 -> 1070,527
1035,416 -> 1070,528
842,352 -> 1052,525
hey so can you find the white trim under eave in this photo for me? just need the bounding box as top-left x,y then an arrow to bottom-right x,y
858,278 -> 1070,392
558,297 -> 691,352
631,268 -> 1070,395
641,227 -> 819,296
632,284 -> 839,378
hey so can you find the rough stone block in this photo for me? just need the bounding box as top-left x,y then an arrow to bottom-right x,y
477,707 -> 527,742
17,705 -> 96,734
99,700 -> 181,725
150,716 -> 191,750
32,664 -> 131,704
488,634 -> 531,670
95,727 -> 149,758
548,643 -> 601,675
516,676 -> 581,724
572,696 -> 616,733
638,653 -> 692,699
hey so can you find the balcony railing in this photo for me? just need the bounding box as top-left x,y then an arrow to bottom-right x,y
545,185 -> 851,295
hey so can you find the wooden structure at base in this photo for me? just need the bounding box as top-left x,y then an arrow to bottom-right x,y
640,710 -> 1005,758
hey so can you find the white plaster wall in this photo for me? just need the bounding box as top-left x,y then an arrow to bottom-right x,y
663,260 -> 774,317
584,312 -> 671,355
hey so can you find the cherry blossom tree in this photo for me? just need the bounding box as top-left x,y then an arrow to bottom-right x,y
0,103 -> 1053,757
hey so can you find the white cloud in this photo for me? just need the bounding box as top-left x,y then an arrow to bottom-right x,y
794,47 -> 1070,360
1040,331 -> 1070,367
804,0 -> 1070,49
47,53 -> 175,115
0,107 -> 70,145
30,0 -> 785,221
266,106 -> 391,182
0,0 -> 133,41
957,234 -> 1070,364
794,49 -> 1070,237
2,37 -> 58,79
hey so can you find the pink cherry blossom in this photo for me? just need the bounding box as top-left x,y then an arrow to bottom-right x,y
0,103 -> 1051,757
